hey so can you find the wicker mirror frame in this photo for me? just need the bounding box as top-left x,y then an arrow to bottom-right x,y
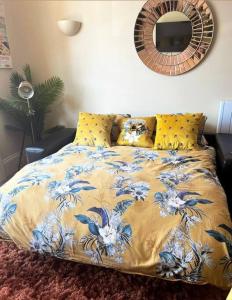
134,0 -> 214,76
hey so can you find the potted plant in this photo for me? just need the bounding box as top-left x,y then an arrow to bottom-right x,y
0,64 -> 64,141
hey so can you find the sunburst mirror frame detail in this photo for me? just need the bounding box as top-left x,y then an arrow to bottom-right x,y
134,0 -> 214,76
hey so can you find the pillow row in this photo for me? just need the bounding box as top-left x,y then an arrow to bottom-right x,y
73,112 -> 206,150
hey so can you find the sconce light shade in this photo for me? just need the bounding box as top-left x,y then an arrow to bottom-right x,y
57,19 -> 81,36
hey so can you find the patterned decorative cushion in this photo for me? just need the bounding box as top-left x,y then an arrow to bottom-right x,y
111,114 -> 131,143
73,112 -> 115,147
117,116 -> 156,148
154,113 -> 203,150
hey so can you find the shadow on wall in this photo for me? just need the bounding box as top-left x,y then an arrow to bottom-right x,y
46,93 -> 81,129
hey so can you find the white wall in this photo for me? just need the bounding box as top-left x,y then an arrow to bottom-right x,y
0,0 -> 232,179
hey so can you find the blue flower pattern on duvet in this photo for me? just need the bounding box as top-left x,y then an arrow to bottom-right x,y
59,145 -> 88,157
48,180 -> 96,211
0,191 -> 19,240
156,226 -> 213,283
154,150 -> 214,227
8,185 -> 28,197
75,200 -> 133,264
154,190 -> 213,225
105,161 -> 142,174
162,150 -> 200,167
17,170 -> 52,186
87,147 -> 119,161
33,154 -> 63,166
195,168 -> 220,185
113,176 -> 150,201
9,170 -> 53,199
30,213 -> 74,258
0,193 -> 16,227
133,149 -> 159,163
157,170 -> 191,189
65,163 -> 98,180
153,149 -> 216,282
206,224 -> 232,282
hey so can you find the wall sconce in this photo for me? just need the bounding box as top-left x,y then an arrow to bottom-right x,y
57,19 -> 81,36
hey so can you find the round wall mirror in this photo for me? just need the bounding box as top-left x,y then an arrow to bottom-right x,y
134,0 -> 214,76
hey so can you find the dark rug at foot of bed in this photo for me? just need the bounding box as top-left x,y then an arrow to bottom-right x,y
0,241 -> 228,300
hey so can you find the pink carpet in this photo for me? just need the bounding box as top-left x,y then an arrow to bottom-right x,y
0,241 -> 228,300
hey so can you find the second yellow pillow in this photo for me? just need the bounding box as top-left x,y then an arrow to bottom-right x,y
154,113 -> 203,150
117,117 -> 155,148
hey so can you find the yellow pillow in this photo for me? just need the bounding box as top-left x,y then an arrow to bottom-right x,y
117,117 -> 155,148
74,112 -> 115,147
154,113 -> 203,150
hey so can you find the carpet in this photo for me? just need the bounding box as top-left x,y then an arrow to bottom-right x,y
0,241 -> 228,300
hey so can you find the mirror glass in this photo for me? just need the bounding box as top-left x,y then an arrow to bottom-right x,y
153,11 -> 192,55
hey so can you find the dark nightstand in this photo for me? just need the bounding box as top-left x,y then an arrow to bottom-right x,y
215,133 -> 232,213
25,128 -> 76,164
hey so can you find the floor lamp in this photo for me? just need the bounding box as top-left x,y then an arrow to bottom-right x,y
17,81 -> 35,170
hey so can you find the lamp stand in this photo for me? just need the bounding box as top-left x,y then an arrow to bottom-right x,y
27,97 -> 36,144
18,98 -> 36,170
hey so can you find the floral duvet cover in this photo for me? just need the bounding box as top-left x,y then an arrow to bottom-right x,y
0,144 -> 231,289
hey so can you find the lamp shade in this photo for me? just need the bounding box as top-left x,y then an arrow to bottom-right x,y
57,19 -> 81,36
18,81 -> 34,100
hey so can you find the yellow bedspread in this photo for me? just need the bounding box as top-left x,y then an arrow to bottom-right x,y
0,144 -> 231,289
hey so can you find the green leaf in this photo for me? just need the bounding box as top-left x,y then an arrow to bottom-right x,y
23,64 -> 32,83
10,71 -> 25,99
0,98 -> 28,128
33,77 -> 64,113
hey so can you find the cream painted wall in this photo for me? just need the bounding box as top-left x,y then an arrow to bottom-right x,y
0,0 -> 232,179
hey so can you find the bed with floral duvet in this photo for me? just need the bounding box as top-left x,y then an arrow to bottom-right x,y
0,143 -> 231,289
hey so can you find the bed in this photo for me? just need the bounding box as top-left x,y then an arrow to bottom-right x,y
0,143 -> 231,289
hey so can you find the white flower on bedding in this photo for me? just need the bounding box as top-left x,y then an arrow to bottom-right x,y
166,195 -> 186,210
30,213 -> 74,257
154,188 -> 213,226
99,224 -> 118,246
76,201 -> 133,264
47,179 -> 96,211
156,227 -> 213,282
56,183 -> 71,196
